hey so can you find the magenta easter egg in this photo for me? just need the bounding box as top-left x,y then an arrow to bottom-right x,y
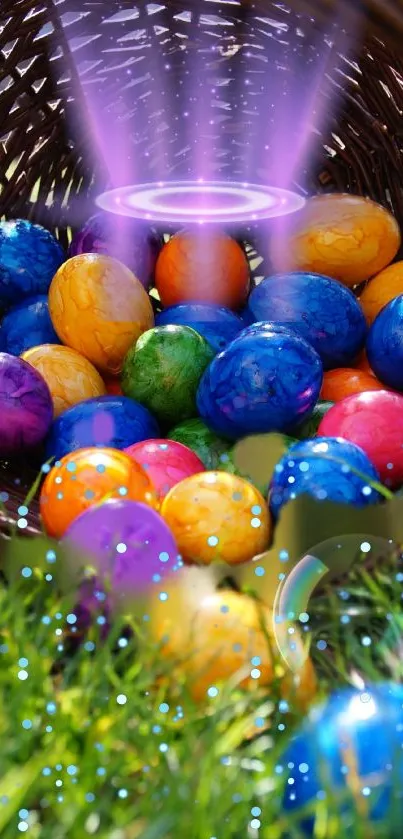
62,499 -> 181,606
125,439 -> 206,500
0,352 -> 53,455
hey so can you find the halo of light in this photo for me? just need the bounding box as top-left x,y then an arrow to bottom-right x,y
96,180 -> 305,226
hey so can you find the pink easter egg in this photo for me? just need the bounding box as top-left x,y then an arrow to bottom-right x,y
125,438 -> 205,500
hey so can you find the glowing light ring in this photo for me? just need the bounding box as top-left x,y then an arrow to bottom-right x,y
96,180 -> 305,225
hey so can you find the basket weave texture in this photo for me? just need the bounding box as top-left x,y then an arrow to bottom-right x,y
2,0 -> 403,535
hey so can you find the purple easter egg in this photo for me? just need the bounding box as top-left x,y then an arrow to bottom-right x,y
62,499 -> 181,604
68,213 -> 163,289
0,353 -> 53,455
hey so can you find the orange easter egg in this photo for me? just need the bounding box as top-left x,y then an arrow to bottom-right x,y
360,261 -> 403,325
321,368 -> 385,402
354,350 -> 376,377
155,230 -> 250,310
160,471 -> 271,566
40,446 -> 157,539
285,194 -> 400,288
148,584 -> 316,706
48,254 -> 154,375
21,344 -> 106,417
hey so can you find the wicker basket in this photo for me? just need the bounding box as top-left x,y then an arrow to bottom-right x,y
2,0 -> 403,538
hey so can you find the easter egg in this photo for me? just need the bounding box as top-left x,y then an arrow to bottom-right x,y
283,194 -> 401,287
155,230 -> 250,310
297,401 -> 334,439
355,350 -> 375,377
48,254 -> 154,375
367,295 -> 403,391
45,395 -> 160,461
68,213 -> 162,289
62,499 -> 180,604
321,368 -> 385,402
244,273 -> 367,369
360,261 -> 403,325
283,683 -> 403,831
121,325 -> 214,428
21,344 -> 106,417
155,303 -> 244,353
0,220 -> 64,309
167,417 -> 233,470
160,471 -> 271,566
148,585 -> 316,706
0,295 -> 60,355
318,390 -> 403,487
125,439 -> 205,501
197,329 -> 323,439
269,437 -> 381,518
103,377 -> 123,396
0,353 -> 53,455
40,447 -> 157,538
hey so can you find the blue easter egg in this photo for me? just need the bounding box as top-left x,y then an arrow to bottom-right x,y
155,303 -> 244,353
45,395 -> 160,460
0,220 -> 65,309
367,294 -> 403,390
196,328 -> 323,439
269,436 -> 381,517
244,272 -> 367,369
283,683 -> 403,833
0,295 -> 60,355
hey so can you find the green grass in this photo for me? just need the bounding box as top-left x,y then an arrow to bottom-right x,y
0,527 -> 402,839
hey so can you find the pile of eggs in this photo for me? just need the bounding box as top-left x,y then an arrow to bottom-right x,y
2,192 -> 403,703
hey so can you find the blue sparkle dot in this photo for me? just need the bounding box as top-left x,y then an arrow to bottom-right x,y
45,725 -> 53,733
84,489 -> 95,500
118,789 -> 128,799
159,703 -> 169,713
254,566 -> 265,576
251,656 -> 261,666
317,639 -> 327,651
19,809 -> 29,819
159,743 -> 169,753
85,793 -> 95,803
255,716 -> 265,728
21,567 -> 32,578
84,641 -> 95,652
66,462 -> 76,473
66,613 -> 77,625
46,702 -> 56,714
159,551 -> 170,563
118,637 -> 128,648
42,615 -> 51,625
18,658 -> 28,667
251,806 -> 261,817
207,686 -> 219,698
152,725 -> 161,734
97,768 -> 106,776
46,551 -> 56,564
18,506 -> 28,516
97,616 -> 107,626
67,765 -> 78,776
22,719 -> 32,730
42,767 -> 51,776
251,504 -> 262,515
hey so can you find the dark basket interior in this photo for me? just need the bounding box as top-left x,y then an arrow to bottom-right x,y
2,0 -> 403,535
